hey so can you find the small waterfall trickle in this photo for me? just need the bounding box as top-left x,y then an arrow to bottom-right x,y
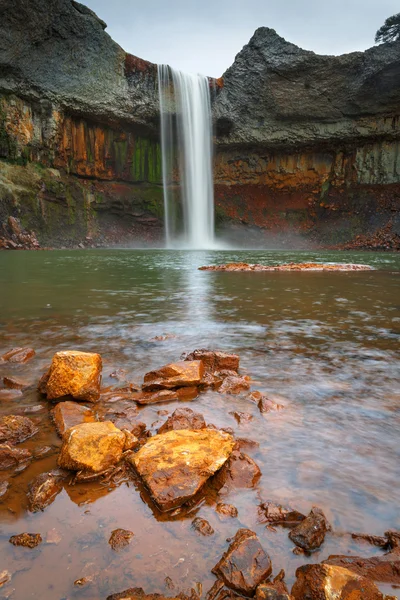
158,65 -> 215,249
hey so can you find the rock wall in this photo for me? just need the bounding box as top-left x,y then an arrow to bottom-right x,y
0,0 -> 399,248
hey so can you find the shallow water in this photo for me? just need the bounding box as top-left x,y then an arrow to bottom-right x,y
0,249 -> 399,599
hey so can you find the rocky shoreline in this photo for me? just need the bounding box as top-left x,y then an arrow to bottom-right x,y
0,346 -> 398,599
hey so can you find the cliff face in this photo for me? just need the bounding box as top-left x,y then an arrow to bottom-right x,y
0,2 -> 399,248
213,29 -> 400,247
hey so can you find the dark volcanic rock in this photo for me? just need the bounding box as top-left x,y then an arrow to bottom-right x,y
0,416 -> 38,444
0,444 -> 32,470
108,528 -> 134,551
212,529 -> 272,596
289,506 -> 331,551
157,408 -> 206,434
27,471 -> 66,512
9,533 -> 42,548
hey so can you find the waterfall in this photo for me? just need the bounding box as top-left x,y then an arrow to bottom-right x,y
158,65 -> 215,249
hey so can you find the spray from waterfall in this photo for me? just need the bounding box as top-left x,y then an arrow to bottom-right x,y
158,65 -> 215,249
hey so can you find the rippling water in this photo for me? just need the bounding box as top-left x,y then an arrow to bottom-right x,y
0,249 -> 399,599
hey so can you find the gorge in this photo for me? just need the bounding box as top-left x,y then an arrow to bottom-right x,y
1,0 -> 400,250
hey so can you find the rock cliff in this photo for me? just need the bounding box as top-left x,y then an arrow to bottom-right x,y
0,0 -> 399,248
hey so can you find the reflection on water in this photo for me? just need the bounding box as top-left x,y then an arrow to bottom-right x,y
0,249 -> 399,599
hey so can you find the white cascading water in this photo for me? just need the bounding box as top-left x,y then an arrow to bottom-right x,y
158,65 -> 215,249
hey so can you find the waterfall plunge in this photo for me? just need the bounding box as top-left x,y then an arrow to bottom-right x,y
158,65 -> 215,249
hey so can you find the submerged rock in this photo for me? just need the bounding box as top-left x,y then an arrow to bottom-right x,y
248,391 -> 284,413
107,588 -> 182,600
41,350 -> 102,402
0,443 -> 32,470
230,411 -> 253,424
323,550 -> 400,583
9,533 -> 42,548
216,503 -> 238,518
219,376 -> 250,395
108,528 -> 134,551
27,470 -> 66,512
0,415 -> 38,444
157,408 -> 206,434
184,349 -> 239,374
291,563 -> 388,599
133,387 -> 199,405
142,360 -> 204,391
258,501 -> 305,527
51,400 -> 96,437
212,528 -> 272,596
289,506 -> 331,551
3,376 -> 28,390
129,429 -> 234,511
192,517 -> 214,536
213,450 -> 261,491
58,421 -> 125,473
1,347 -> 35,363
351,532 -> 389,547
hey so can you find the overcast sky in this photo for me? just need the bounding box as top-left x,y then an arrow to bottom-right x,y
84,0 -> 398,77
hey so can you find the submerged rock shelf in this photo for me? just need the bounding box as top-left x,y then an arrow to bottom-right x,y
199,262 -> 374,272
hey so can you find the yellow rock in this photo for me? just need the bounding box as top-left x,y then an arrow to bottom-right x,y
142,360 -> 204,391
58,422 -> 125,473
129,429 -> 235,511
44,350 -> 102,402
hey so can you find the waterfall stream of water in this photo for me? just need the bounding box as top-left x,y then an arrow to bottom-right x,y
158,65 -> 215,249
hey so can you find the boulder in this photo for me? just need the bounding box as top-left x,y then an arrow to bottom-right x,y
192,517 -> 214,536
58,421 -> 125,473
289,506 -> 331,551
219,376 -> 250,395
142,361 -> 204,391
27,470 -> 66,512
323,550 -> 400,584
184,349 -> 239,374
213,450 -> 261,491
212,529 -> 272,596
133,387 -> 199,405
42,350 -> 102,402
291,563 -> 388,600
0,444 -> 32,470
9,533 -> 42,548
129,429 -> 234,511
0,415 -> 38,444
157,407 -> 206,434
108,528 -> 134,551
1,347 -> 35,363
51,401 -> 95,437
258,501 -> 305,527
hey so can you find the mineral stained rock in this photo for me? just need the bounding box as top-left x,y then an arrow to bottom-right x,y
216,503 -> 238,518
0,444 -> 32,470
58,421 -> 125,473
108,528 -> 134,551
0,415 -> 38,444
107,589 -> 181,600
129,429 -> 235,511
9,533 -> 42,548
142,361 -> 204,391
184,350 -> 239,374
3,376 -> 28,390
218,376 -> 250,395
248,391 -> 284,413
212,529 -> 272,596
323,550 -> 400,584
289,506 -> 331,551
255,573 -> 291,600
192,517 -> 214,536
213,450 -> 261,491
291,563 -> 388,600
133,387 -> 199,405
258,501 -> 305,527
157,407 -> 206,434
1,347 -> 35,363
42,350 -> 102,403
51,401 -> 96,437
27,471 -> 66,512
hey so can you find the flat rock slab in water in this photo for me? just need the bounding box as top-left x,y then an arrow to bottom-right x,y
129,429 -> 235,511
199,262 -> 373,272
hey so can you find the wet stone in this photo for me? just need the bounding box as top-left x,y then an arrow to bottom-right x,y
133,387 -> 199,405
248,391 -> 284,413
1,347 -> 35,363
107,589 -> 182,600
58,421 -> 126,473
255,573 -> 291,600
0,415 -> 39,444
142,360 -> 204,391
212,528 -> 272,596
129,429 -> 235,511
108,528 -> 134,551
0,444 -> 32,470
323,550 -> 400,583
27,470 -> 66,512
213,450 -> 261,491
157,407 -> 206,434
351,532 -> 389,547
184,349 -> 239,374
230,411 -> 253,424
42,350 -> 102,403
385,530 -> 400,548
258,501 -> 305,527
3,376 -> 28,390
216,503 -> 238,518
192,517 -> 214,536
291,563 -> 388,600
51,400 -> 96,437
122,430 -> 139,451
0,480 -> 9,498
289,506 -> 331,551
218,376 -> 250,395
9,533 -> 42,548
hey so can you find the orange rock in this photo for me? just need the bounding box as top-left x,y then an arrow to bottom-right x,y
3,376 -> 28,390
58,422 -> 125,473
323,551 -> 400,584
129,429 -> 234,511
51,401 -> 95,437
291,563 -> 388,599
219,376 -> 250,395
213,449 -> 261,491
184,349 -> 239,374
132,387 -> 199,405
43,351 -> 102,402
142,361 -> 204,391
0,443 -> 32,470
1,347 -> 35,363
0,415 -> 38,444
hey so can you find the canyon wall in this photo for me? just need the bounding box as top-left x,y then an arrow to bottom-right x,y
0,0 -> 399,248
